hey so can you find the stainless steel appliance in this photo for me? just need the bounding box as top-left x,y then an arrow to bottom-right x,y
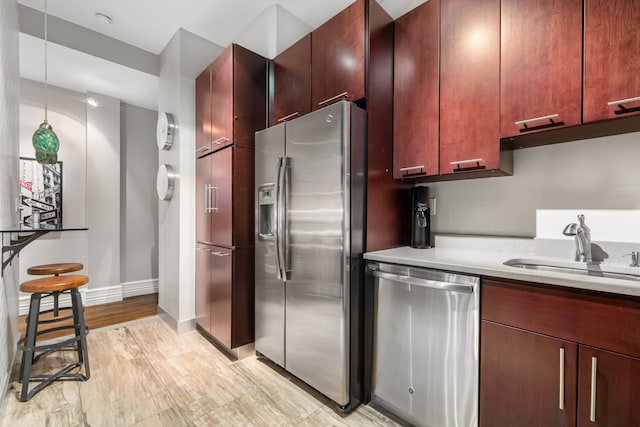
254,101 -> 366,409
367,261 -> 480,427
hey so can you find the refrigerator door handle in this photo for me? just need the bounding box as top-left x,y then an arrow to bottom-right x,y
274,157 -> 284,280
282,156 -> 291,274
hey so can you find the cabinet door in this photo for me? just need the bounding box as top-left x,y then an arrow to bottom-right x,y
393,0 -> 439,179
584,0 -> 640,122
273,34 -> 311,125
211,47 -> 233,151
577,346 -> 640,426
195,245 -> 211,332
480,321 -> 578,427
210,246 -> 233,349
210,147 -> 232,247
311,0 -> 365,109
233,45 -> 267,148
500,0 -> 582,137
195,154 -> 212,244
439,0 -> 500,175
196,66 -> 213,156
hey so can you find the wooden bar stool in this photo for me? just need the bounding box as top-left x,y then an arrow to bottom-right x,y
26,263 -> 83,317
27,263 -> 83,276
18,274 -> 90,401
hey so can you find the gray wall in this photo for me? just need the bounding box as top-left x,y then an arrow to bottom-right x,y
424,130 -> 640,237
0,0 -> 20,399
120,103 -> 159,283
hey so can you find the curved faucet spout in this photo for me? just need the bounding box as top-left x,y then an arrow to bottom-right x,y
562,215 -> 592,262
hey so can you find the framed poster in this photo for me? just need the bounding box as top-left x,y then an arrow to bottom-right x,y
19,157 -> 63,227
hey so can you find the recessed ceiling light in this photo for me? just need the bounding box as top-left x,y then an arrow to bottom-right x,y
87,97 -> 99,107
95,12 -> 112,25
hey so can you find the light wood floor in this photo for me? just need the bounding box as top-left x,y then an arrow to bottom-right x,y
1,316 -> 400,427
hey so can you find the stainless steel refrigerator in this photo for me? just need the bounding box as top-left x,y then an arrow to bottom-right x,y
255,100 -> 366,409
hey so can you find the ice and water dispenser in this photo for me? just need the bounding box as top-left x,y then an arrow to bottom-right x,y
258,183 -> 275,239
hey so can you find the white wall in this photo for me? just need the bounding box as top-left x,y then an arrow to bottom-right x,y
0,0 -> 20,401
120,103 -> 158,285
18,80 -> 158,312
87,92 -> 121,293
157,28 -> 223,333
19,81 -> 89,288
424,131 -> 640,238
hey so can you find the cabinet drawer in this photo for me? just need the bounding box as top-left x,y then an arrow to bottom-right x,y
482,278 -> 640,358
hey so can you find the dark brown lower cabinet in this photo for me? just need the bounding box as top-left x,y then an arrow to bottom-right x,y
194,245 -> 254,350
480,321 -> 577,427
209,246 -> 233,348
195,245 -> 211,332
577,346 -> 640,427
481,278 -> 640,426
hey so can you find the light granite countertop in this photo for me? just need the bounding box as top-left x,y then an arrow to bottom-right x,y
364,235 -> 640,298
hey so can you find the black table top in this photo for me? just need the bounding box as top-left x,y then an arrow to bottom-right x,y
0,224 -> 88,233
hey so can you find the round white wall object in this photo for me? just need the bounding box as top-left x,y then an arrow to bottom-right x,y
156,112 -> 175,150
156,164 -> 176,200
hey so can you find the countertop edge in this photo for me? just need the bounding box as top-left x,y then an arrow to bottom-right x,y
364,247 -> 640,299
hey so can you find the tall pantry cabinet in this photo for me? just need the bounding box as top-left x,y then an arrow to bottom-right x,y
195,44 -> 266,351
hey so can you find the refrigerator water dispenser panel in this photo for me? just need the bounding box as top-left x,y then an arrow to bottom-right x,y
258,183 -> 275,239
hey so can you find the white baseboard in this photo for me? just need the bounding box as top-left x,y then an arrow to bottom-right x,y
122,279 -> 158,298
157,305 -> 195,335
19,285 -> 123,316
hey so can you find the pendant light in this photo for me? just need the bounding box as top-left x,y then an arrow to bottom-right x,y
32,0 -> 60,164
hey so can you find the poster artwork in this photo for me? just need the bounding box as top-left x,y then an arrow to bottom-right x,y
19,157 -> 63,228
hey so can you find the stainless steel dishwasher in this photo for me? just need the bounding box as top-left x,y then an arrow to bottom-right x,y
367,261 -> 480,427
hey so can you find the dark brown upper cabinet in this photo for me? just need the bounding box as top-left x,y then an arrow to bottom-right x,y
393,0 -> 440,180
199,44 -> 267,152
439,0 -> 511,177
311,0 -> 366,108
584,0 -> 640,122
196,66 -> 213,157
272,34 -> 311,125
500,0 -> 582,138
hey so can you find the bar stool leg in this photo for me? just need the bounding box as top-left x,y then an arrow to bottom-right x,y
70,288 -> 90,380
19,293 -> 41,402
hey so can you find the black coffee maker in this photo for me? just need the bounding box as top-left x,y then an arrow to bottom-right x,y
410,187 -> 431,248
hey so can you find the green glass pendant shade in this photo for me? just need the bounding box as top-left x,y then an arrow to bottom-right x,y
32,121 -> 59,164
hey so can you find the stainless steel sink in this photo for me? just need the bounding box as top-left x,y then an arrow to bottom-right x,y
503,258 -> 640,282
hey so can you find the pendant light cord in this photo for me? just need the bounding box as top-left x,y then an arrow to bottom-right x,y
44,0 -> 48,122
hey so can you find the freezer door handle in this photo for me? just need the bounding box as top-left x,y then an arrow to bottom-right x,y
282,156 -> 291,275
371,270 -> 475,293
274,157 -> 284,280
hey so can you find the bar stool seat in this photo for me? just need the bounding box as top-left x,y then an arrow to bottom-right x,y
18,274 -> 90,401
27,263 -> 83,276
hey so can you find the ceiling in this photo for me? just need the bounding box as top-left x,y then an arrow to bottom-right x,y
17,0 -> 427,110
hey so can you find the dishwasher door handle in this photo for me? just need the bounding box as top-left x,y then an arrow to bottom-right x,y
372,270 -> 475,293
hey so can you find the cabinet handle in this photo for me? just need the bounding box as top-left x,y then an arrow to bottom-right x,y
514,113 -> 559,125
195,247 -> 210,252
450,158 -> 486,172
318,92 -> 349,106
608,96 -> 640,115
607,95 -> 640,106
204,185 -> 209,213
590,356 -> 597,422
196,146 -> 209,154
211,185 -> 218,212
212,137 -> 230,145
515,114 -> 564,132
559,348 -> 565,410
277,112 -> 300,123
211,251 -> 230,257
399,165 -> 425,172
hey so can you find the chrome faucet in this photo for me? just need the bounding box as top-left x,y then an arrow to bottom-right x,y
562,214 -> 592,262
